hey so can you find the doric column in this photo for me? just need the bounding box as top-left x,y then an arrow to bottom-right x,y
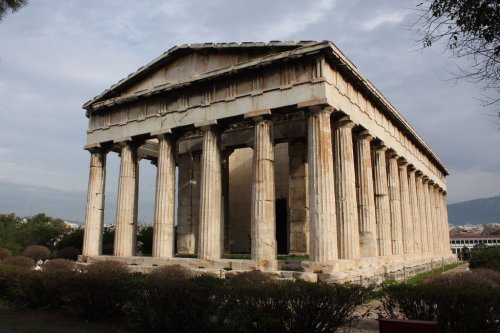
114,141 -> 140,257
398,160 -> 414,254
152,134 -> 176,258
176,152 -> 201,254
288,139 -> 309,254
82,148 -> 107,257
442,191 -> 450,252
431,184 -> 440,252
198,125 -> 223,260
387,151 -> 403,255
372,143 -> 392,256
436,188 -> 445,252
307,107 -> 338,262
250,116 -> 277,265
333,117 -> 360,259
354,131 -> 377,257
422,177 -> 433,252
429,181 -> 438,252
408,167 -> 421,253
222,149 -> 232,253
416,173 -> 429,252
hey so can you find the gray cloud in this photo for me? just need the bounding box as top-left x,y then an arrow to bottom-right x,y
0,0 -> 498,223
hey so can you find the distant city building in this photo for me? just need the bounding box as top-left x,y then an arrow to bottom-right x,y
450,234 -> 500,256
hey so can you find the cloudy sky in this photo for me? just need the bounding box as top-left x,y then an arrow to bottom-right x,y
0,0 -> 499,224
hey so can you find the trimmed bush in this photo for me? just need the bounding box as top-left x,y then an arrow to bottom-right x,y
23,245 -> 51,261
226,269 -> 273,283
65,260 -> 136,319
1,256 -> 35,269
129,266 -> 220,333
469,246 -> 500,271
43,259 -> 75,272
382,270 -> 500,333
221,280 -> 371,333
57,246 -> 81,261
0,248 -> 12,260
85,260 -> 129,275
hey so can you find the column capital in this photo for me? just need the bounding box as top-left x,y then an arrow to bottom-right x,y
194,119 -> 219,132
306,105 -> 335,115
422,175 -> 430,183
386,149 -> 398,159
408,165 -> 417,173
243,108 -> 271,121
372,141 -> 388,152
151,128 -> 173,141
84,142 -> 111,155
354,130 -> 373,141
332,115 -> 356,129
398,158 -> 409,168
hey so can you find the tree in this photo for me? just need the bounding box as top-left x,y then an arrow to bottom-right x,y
0,0 -> 28,21
414,0 -> 500,106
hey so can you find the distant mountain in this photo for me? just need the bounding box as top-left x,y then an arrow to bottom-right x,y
448,195 -> 500,225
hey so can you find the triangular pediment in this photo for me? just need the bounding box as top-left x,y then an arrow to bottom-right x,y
84,41 -> 318,108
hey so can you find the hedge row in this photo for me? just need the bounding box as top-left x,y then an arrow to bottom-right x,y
469,246 -> 500,271
0,262 -> 371,333
381,269 -> 500,333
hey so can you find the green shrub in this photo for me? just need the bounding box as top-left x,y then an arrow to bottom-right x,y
57,246 -> 81,261
0,247 -> 12,260
469,246 -> 500,271
382,270 -> 500,333
128,266 -> 221,333
0,265 -> 45,307
23,245 -> 51,261
221,280 -> 371,333
65,260 -> 136,320
85,260 -> 129,275
226,269 -> 273,283
1,256 -> 35,269
43,258 -> 75,272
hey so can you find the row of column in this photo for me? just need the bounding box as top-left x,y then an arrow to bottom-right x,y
82,106 -> 450,263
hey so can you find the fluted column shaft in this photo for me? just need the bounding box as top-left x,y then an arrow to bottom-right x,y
354,132 -> 377,257
177,152 -> 201,254
83,150 -> 107,257
417,174 -> 429,252
198,126 -> 223,260
152,136 -> 176,258
429,183 -> 438,252
372,145 -> 392,256
114,142 -> 139,257
333,118 -> 360,259
434,187 -> 445,252
308,107 -> 338,262
288,140 -> 309,254
387,153 -> 403,255
442,192 -> 450,252
408,169 -> 421,253
398,163 -> 414,254
251,118 -> 277,264
432,185 -> 440,252
423,178 -> 433,252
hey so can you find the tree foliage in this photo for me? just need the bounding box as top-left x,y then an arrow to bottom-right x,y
414,0 -> 500,105
0,0 -> 28,21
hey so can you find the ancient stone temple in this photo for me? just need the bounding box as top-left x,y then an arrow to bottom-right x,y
81,41 -> 453,281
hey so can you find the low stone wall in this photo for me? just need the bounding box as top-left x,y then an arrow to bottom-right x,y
79,252 -> 457,284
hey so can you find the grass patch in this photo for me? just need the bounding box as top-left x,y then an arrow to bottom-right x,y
278,254 -> 309,260
223,253 -> 251,260
405,262 -> 462,285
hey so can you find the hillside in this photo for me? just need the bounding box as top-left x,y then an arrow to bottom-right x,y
447,195 -> 500,225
